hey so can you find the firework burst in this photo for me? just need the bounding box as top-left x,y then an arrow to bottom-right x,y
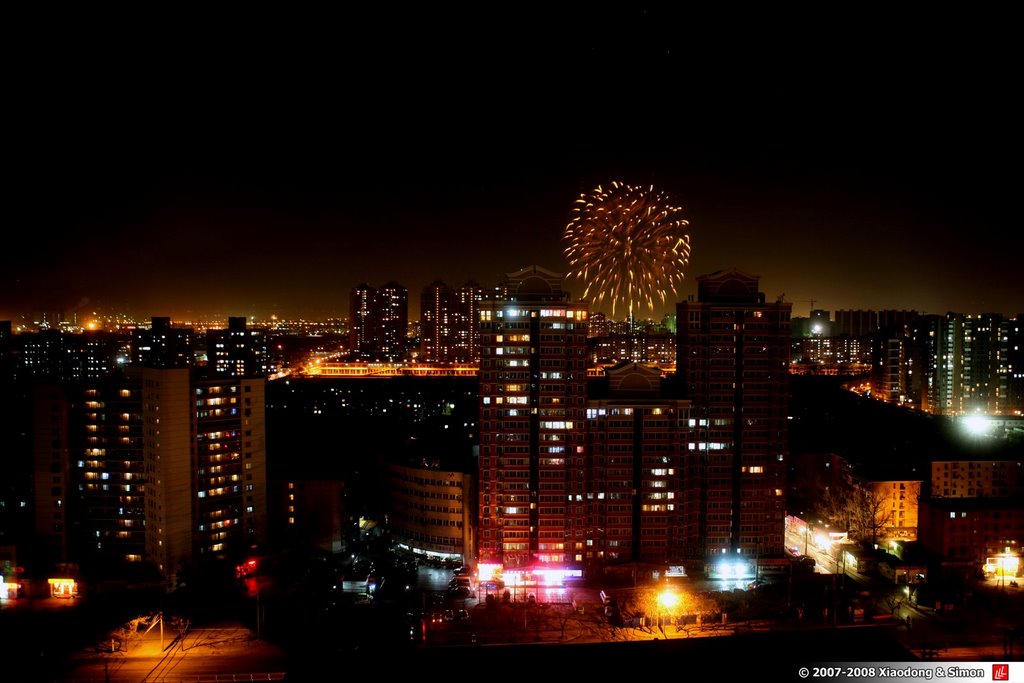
563,181 -> 691,318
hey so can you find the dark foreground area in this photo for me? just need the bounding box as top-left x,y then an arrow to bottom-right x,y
286,627 -> 917,683
0,597 -> 917,683
10,582 -> 1023,683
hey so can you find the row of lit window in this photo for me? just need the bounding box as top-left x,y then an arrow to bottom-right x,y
493,347 -> 529,355
492,396 -> 528,404
196,385 -> 239,396
484,309 -> 586,320
585,407 -> 682,418
84,484 -> 134,492
82,472 -> 139,481
197,485 -> 240,498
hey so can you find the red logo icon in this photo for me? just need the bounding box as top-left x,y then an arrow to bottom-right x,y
992,664 -> 1009,681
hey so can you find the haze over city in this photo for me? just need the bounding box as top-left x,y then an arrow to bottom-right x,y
6,8 -> 1020,323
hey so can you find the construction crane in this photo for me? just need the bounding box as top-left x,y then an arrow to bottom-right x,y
794,299 -> 819,317
776,295 -> 820,315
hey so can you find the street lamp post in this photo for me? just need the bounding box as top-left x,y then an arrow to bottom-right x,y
657,589 -> 680,638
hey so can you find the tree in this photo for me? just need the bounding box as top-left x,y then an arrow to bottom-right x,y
629,586 -> 717,635
848,487 -> 895,544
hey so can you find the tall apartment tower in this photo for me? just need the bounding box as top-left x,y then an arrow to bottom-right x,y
584,361 -> 693,567
420,280 -> 482,363
19,329 -> 128,381
132,317 -> 194,368
349,282 -> 408,362
871,325 -> 912,405
1009,315 -> 1024,415
962,313 -> 1003,415
31,383 -> 72,565
207,316 -> 269,378
477,266 -> 588,570
420,281 -> 455,363
453,281 -> 482,362
675,269 -> 791,572
29,374 -> 149,574
141,368 -> 267,583
921,312 -> 1018,416
377,281 -> 408,362
349,284 -> 378,361
71,376 -> 146,568
912,314 -> 943,413
16,318 -> 268,582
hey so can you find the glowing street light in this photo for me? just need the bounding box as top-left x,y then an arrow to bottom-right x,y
997,549 -> 1019,591
657,589 -> 680,611
654,589 -> 683,634
962,415 -> 991,436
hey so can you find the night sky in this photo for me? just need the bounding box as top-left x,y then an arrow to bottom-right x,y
6,9 -> 1021,323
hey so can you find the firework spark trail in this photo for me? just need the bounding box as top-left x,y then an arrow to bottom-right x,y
563,181 -> 691,318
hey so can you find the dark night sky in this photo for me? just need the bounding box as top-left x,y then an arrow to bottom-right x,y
5,9 -> 1021,323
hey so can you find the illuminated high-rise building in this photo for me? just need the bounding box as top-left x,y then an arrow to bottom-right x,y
1009,315 -> 1024,415
71,377 -> 146,568
477,266 -> 588,569
206,316 -> 269,378
349,282 -> 409,362
349,284 -> 377,361
916,312 -> 1020,417
142,368 -> 267,581
18,329 -> 129,381
453,281 -> 482,362
871,324 -> 912,405
675,269 -> 791,573
21,318 -> 268,584
420,280 -> 482,363
420,281 -> 455,363
132,316 -> 194,368
583,361 -> 693,567
377,281 -> 408,362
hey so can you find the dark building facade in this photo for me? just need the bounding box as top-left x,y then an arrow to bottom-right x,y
583,361 -> 693,567
206,316 -> 269,378
676,269 -> 791,575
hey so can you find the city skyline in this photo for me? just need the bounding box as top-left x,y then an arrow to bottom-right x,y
6,10 -> 1021,324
